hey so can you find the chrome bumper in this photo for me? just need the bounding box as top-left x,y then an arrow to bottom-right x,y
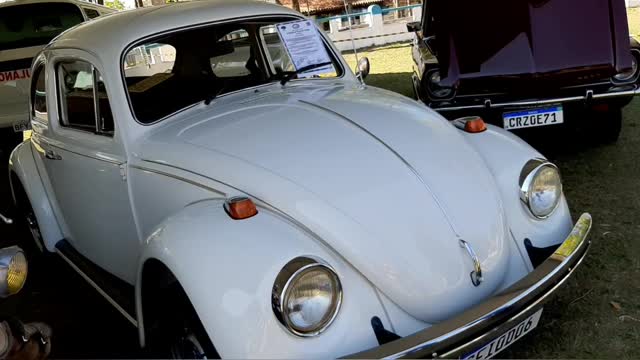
435,86 -> 640,112
346,213 -> 593,359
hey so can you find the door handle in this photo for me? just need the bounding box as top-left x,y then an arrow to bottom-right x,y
45,150 -> 62,160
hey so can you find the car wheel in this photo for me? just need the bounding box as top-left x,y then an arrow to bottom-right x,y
149,284 -> 219,359
591,106 -> 623,144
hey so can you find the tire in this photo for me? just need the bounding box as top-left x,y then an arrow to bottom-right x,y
147,283 -> 219,359
591,106 -> 623,144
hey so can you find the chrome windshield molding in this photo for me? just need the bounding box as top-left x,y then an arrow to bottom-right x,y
434,87 -> 639,112
272,256 -> 343,337
519,160 -> 562,220
344,213 -> 592,359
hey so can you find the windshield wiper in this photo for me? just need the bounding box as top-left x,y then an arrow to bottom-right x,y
279,62 -> 333,86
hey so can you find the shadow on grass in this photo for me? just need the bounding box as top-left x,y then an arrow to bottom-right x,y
365,72 -> 415,99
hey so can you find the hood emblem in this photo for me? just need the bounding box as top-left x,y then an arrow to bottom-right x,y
459,239 -> 483,287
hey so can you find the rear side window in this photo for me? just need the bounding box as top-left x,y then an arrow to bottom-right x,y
31,63 -> 47,121
83,8 -> 100,19
57,60 -> 114,135
0,3 -> 84,51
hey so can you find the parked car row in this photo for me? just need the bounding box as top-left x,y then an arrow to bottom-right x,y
5,0 -> 636,359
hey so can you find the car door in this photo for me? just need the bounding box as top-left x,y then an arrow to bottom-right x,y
34,51 -> 139,284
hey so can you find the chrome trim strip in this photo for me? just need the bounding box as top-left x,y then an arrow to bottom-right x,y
129,164 -> 225,196
435,88 -> 639,112
55,248 -> 138,327
346,213 -> 592,359
46,143 -> 122,165
298,100 -> 461,238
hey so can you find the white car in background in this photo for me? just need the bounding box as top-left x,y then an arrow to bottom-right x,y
8,1 -> 592,358
0,0 -> 114,150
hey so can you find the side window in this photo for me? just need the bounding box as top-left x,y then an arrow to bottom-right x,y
31,64 -> 47,121
210,29 -> 253,78
83,8 -> 100,19
57,60 -> 114,135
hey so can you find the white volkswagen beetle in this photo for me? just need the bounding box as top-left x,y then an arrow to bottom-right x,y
6,1 -> 592,358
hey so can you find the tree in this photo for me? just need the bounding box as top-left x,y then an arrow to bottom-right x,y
105,0 -> 125,10
291,0 -> 300,11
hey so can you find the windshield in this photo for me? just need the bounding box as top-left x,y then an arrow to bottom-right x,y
123,17 -> 343,124
0,3 -> 84,51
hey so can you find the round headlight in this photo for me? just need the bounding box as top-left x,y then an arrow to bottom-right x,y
520,161 -> 563,219
613,52 -> 638,82
426,70 -> 455,99
272,257 -> 342,337
0,246 -> 28,298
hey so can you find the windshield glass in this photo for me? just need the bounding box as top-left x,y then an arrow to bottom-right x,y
0,3 -> 84,51
123,18 -> 343,124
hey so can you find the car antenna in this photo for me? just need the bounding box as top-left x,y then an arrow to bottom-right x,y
342,0 -> 366,86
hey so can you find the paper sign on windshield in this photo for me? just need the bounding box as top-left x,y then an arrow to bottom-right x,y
276,20 -> 334,77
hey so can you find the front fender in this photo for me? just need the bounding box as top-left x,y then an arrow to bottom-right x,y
461,126 -> 574,272
136,199 -> 392,359
8,141 -> 63,251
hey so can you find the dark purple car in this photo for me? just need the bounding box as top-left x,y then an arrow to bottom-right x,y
408,0 -> 640,142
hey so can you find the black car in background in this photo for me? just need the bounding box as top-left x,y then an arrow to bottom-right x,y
408,0 -> 639,143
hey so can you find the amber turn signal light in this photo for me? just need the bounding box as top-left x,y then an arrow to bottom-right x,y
463,117 -> 487,133
224,197 -> 258,220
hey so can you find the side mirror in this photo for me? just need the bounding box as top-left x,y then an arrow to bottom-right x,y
356,57 -> 370,80
0,246 -> 28,298
423,36 -> 438,56
406,21 -> 421,33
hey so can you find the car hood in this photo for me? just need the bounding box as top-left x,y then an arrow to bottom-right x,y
139,84 -> 514,323
426,0 -> 632,86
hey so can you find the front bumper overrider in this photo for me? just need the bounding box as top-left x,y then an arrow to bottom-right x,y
346,213 -> 592,359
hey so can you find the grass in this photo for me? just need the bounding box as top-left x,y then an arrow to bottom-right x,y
629,7 -> 640,38
343,43 -> 415,98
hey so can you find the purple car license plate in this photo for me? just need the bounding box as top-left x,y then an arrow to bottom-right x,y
503,106 -> 564,130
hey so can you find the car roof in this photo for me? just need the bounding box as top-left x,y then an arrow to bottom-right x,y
47,0 -> 302,58
0,0 -> 112,11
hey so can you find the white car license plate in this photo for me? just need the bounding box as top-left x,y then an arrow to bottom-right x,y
13,120 -> 31,132
462,308 -> 543,360
503,106 -> 564,130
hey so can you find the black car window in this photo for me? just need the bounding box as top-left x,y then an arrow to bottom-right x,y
0,3 -> 84,51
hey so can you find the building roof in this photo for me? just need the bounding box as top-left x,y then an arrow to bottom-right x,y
48,0 -> 302,59
279,0 -> 384,15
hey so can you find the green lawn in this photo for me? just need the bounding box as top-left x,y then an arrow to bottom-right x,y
629,8 -> 639,38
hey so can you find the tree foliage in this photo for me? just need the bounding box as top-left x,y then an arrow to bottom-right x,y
105,0 -> 125,10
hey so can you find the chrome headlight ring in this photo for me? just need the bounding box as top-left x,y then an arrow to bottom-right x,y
272,256 -> 342,337
519,159 -> 563,219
